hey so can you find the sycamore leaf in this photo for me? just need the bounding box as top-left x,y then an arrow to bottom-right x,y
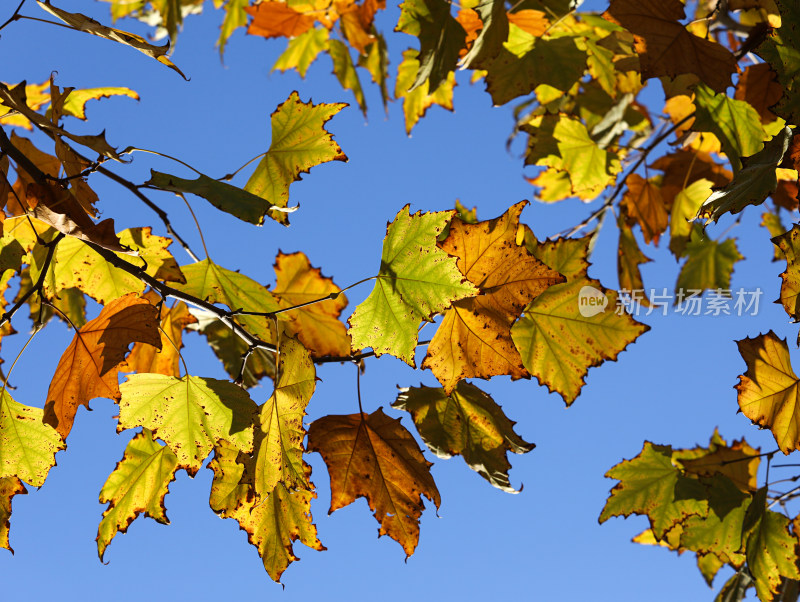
736,332 -> 800,454
599,442 -> 708,540
36,2 -> 187,79
512,272 -> 648,404
651,149 -> 731,209
680,439 -> 761,495
675,229 -> 742,295
127,297 -> 196,377
775,224 -> 800,320
272,251 -> 350,358
755,0 -> 800,125
617,216 -> 652,295
146,170 -> 283,226
460,0 -> 508,70
423,201 -> 564,393
217,0 -> 249,57
670,179 -> 713,257
762,209 -> 787,262
96,429 -> 179,561
620,174 -> 667,244
244,92 -> 347,225
117,227 -> 185,283
329,39 -> 367,115
396,0 -> 466,91
273,27 -> 329,77
208,442 -> 324,582
553,117 -> 619,193
392,381 -> 533,492
0,477 -> 25,553
602,0 -> 736,93
307,407 -> 440,557
245,1 -> 315,39
506,9 -> 549,37
697,126 -> 792,222
1,390 -> 65,487
118,374 -> 258,475
742,488 -> 800,601
44,294 -> 161,440
251,336 -> 315,495
60,87 -> 139,121
734,63 -> 783,124
394,48 -> 455,134
349,206 -> 478,366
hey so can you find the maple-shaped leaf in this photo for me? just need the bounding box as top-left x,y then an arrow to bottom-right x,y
698,126 -> 792,223
349,206 -> 477,366
512,234 -> 648,404
36,2 -> 186,78
44,294 -> 161,440
329,39 -> 367,115
669,179 -> 713,257
675,229 -> 742,295
396,0 -> 467,92
674,430 -> 761,495
1,390 -> 65,487
245,1 -> 315,39
394,48 -> 455,134
96,429 -> 179,561
217,0 -> 249,57
602,0 -> 736,93
273,26 -> 329,77
59,86 -> 139,121
620,173 -> 667,244
308,407 -> 440,556
250,336 -> 315,495
735,63 -> 783,124
774,224 -> 800,321
272,251 -> 350,358
127,296 -> 196,377
208,442 -> 324,581
392,381 -> 533,492
0,477 -> 25,553
118,374 -> 258,475
244,92 -> 347,225
755,0 -> 800,125
742,488 -> 800,601
617,216 -> 652,296
736,332 -> 800,454
423,201 -> 564,393
599,442 -> 708,540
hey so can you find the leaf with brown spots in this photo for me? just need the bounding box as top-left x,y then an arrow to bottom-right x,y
422,201 -> 564,393
43,294 -> 161,439
0,477 -> 26,553
126,296 -> 196,377
307,407 -> 440,557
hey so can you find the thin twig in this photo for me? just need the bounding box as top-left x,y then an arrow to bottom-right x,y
0,0 -> 26,32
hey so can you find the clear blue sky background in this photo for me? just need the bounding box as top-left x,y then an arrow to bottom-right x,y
0,1 -> 792,600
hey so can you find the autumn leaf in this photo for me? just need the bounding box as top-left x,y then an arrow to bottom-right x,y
423,201 -> 564,393
617,215 -> 652,296
208,442 -> 324,581
273,27 -> 329,77
329,39 -> 367,115
459,0 -> 508,70
734,63 -> 783,124
118,374 -> 258,475
650,149 -> 731,209
191,319 -> 276,388
755,0 -> 800,125
680,436 -> 761,494
217,0 -> 250,56
774,224 -> 800,321
675,228 -> 742,295
763,209 -> 787,262
392,381 -> 534,492
245,1 -> 315,39
0,477 -> 25,553
669,179 -> 713,257
60,86 -> 139,121
126,297 -> 196,377
0,81 -> 49,130
272,251 -> 350,358
620,173 -> 667,244
348,205 -> 478,365
96,429 -> 179,561
602,0 -> 736,93
44,294 -> 161,440
244,92 -> 347,224
394,48 -> 455,134
506,9 -> 549,37
736,332 -> 800,454
599,442 -> 708,540
308,407 -> 440,556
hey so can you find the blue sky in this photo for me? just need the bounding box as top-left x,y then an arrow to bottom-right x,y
0,1 -> 792,600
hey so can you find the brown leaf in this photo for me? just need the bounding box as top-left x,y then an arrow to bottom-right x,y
603,0 -> 736,93
246,2 -> 315,39
307,408 -> 440,557
735,63 -> 783,124
620,173 -> 668,244
126,294 -> 196,377
422,201 -> 565,393
650,149 -> 732,208
773,179 -> 799,211
44,293 -> 161,439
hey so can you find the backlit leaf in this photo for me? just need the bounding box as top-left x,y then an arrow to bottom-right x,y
329,39 -> 367,115
775,223 -> 800,320
620,174 -> 667,244
394,48 -> 455,134
272,26 -> 329,77
734,63 -> 783,124
245,1 -> 314,39
617,216 -> 652,295
670,179 -> 713,257
60,87 -> 139,121
675,229 -> 742,295
126,297 -> 196,377
460,0 -> 508,70
0,477 -> 25,553
217,0 -> 249,56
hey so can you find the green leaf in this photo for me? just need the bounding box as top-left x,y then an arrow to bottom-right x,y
460,0 -> 508,70
397,0 -> 466,91
762,209 -> 787,262
675,229 -> 742,295
774,224 -> 800,321
692,84 -> 767,172
329,39 -> 367,115
217,0 -> 249,57
96,429 -> 178,561
272,26 -> 329,77
670,179 -> 712,256
118,374 -> 258,475
392,381 -> 534,492
756,0 -> 800,125
395,48 -> 455,134
146,170 -> 283,226
244,92 -> 347,225
697,127 -> 792,223
348,206 -> 478,365
0,390 -> 64,487
0,477 -> 26,554
358,35 -> 390,112
599,442 -> 708,539
553,117 -> 619,192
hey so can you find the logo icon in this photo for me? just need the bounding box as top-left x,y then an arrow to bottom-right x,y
578,285 -> 608,317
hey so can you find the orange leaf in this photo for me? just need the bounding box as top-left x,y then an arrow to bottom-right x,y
456,9 -> 482,58
650,149 -> 732,208
620,173 -> 668,244
246,2 -> 315,39
507,9 -> 549,37
422,201 -> 565,393
307,408 -> 440,557
603,0 -> 736,93
44,294 -> 161,439
735,63 -> 783,124
126,294 -> 196,377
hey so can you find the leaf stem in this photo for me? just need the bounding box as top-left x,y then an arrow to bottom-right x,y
0,0 -> 26,32
122,146 -> 204,175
